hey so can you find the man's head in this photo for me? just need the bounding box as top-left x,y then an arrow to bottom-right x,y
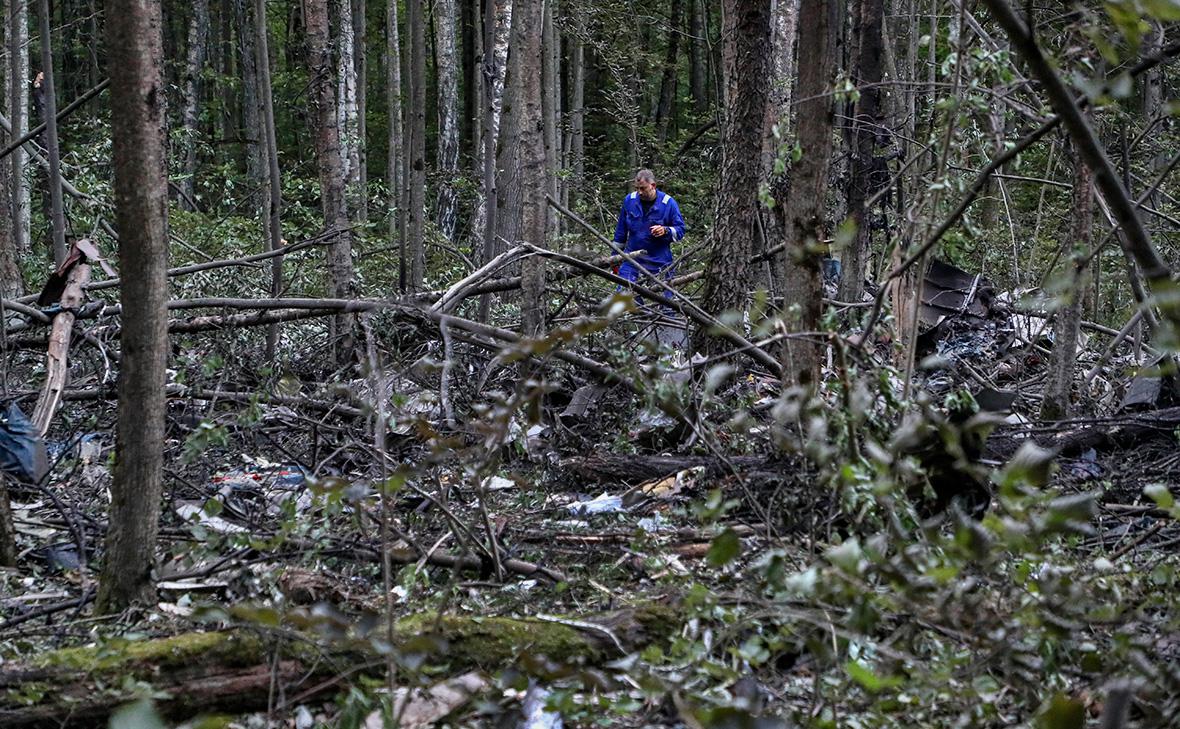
633,169 -> 657,201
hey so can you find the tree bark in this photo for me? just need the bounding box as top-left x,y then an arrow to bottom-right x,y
232,0 -> 263,200
434,0 -> 461,240
254,0 -> 284,361
353,0 -> 367,221
697,0 -> 771,354
654,0 -> 682,145
7,0 -> 30,254
567,5 -> 585,207
387,0 -> 405,290
689,0 -> 707,114
406,0 -> 427,288
96,0 -> 170,613
778,0 -> 835,387
760,0 -> 800,295
304,0 -> 356,360
36,0 -> 66,265
501,0 -> 547,335
1041,146 -> 1093,421
179,0 -> 209,212
838,0 -> 883,304
473,0 -> 509,288
334,0 -> 363,220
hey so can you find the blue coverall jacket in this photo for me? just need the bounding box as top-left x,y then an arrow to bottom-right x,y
612,190 -> 686,279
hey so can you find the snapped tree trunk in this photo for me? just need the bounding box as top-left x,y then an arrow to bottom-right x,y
778,0 -> 835,388
435,0 -> 462,240
696,0 -> 771,354
96,0 -> 170,612
178,0 -> 209,212
1041,145 -> 1094,421
304,0 -> 356,360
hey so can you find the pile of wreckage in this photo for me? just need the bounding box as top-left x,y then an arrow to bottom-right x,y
914,258 -> 1177,420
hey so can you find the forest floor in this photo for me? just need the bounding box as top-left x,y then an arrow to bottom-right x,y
2,259 -> 1180,728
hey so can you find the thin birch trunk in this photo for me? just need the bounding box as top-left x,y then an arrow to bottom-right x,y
255,0 -> 284,361
435,0 -> 461,240
387,0 -> 405,290
335,0 -> 363,220
179,0 -> 210,212
8,0 -> 29,254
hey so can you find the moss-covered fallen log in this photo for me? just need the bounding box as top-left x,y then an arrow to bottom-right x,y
0,605 -> 675,728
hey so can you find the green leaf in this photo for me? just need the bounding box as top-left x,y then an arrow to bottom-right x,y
1144,482 -> 1174,509
1036,693 -> 1084,729
1142,0 -> 1180,20
845,660 -> 900,693
706,528 -> 742,567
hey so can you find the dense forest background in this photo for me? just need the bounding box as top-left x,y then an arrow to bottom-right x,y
3,0 -> 1180,727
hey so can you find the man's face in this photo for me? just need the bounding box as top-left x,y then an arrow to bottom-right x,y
634,178 -> 657,201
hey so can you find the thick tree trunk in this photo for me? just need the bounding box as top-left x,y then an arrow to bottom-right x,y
541,0 -> 560,224
778,0 -> 835,387
334,0 -> 363,221
387,0 -> 405,290
760,0 -> 800,295
254,0 -> 284,360
434,0 -> 461,240
179,0 -> 210,212
654,0 -> 682,145
689,0 -> 707,114
1041,148 -> 1094,421
406,0 -> 427,288
7,0 -> 30,254
838,0 -> 884,304
697,0 -> 771,354
304,0 -> 356,360
96,0 -> 170,612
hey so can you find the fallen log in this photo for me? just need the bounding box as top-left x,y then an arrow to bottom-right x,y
0,604 -> 675,727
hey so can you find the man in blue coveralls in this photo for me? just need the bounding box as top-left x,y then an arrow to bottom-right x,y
612,169 -> 686,308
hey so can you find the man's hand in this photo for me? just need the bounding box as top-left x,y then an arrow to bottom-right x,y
649,225 -> 666,237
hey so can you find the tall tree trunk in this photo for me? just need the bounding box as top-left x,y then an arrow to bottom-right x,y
697,0 -> 771,354
473,0 -> 509,284
654,0 -> 682,145
1041,146 -> 1093,421
233,0 -> 264,201
387,0 -> 405,290
778,0 -> 835,387
0,100 -> 22,297
540,0 -> 559,230
503,0 -> 546,335
406,0 -> 427,288
434,0 -> 461,240
566,5 -> 584,208
179,0 -> 210,212
335,0 -> 363,220
36,0 -> 66,265
8,0 -> 30,254
304,0 -> 356,360
255,0 -> 284,361
760,0 -> 800,295
353,0 -> 367,220
838,0 -> 883,304
96,0 -> 170,613
688,0 -> 707,114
